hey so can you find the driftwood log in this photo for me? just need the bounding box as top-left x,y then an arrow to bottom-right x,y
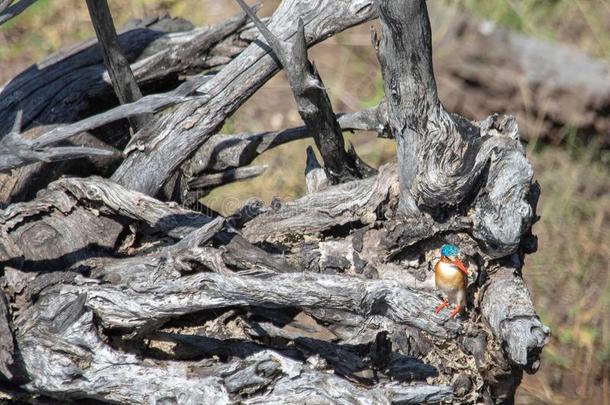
0,0 -> 550,403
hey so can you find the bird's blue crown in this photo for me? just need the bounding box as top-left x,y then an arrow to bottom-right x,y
441,244 -> 460,258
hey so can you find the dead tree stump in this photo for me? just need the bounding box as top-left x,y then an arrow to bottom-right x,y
0,1 -> 549,403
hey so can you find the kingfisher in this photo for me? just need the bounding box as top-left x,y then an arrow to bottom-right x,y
434,244 -> 469,318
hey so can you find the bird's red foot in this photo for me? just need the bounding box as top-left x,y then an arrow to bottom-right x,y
449,304 -> 462,318
435,299 -> 449,314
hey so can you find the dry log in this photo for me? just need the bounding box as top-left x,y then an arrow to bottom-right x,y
0,170 -> 540,402
49,263 -> 460,336
14,288 -> 452,404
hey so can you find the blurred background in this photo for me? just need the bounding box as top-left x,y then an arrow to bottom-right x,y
1,1 -> 608,403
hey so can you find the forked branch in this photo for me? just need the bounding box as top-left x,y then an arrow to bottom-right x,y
235,0 -> 369,183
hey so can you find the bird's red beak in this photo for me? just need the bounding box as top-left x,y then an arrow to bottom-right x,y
451,258 -> 469,275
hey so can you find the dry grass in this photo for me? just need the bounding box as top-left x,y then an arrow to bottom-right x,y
518,144 -> 610,404
1,1 -> 609,403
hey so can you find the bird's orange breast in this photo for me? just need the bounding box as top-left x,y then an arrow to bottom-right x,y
434,260 -> 466,288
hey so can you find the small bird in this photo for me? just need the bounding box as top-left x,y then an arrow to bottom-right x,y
434,244 -> 469,318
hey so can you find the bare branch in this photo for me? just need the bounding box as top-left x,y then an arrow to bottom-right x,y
189,165 -> 267,190
0,78 -> 208,173
112,0 -> 377,196
235,0 -> 367,183
189,105 -> 384,177
305,146 -> 329,193
0,111 -> 117,173
85,0 -> 149,131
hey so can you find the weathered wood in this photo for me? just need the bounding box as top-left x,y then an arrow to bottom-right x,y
189,165 -> 267,190
35,79 -> 202,150
375,0 -> 535,258
236,0 -> 367,183
14,289 -> 452,404
0,0 -> 12,13
0,290 -> 14,381
0,1 -> 551,402
0,175 -> 293,282
53,266 -> 461,336
244,163 -> 397,243
0,12 -> 253,206
304,146 -> 329,193
111,0 -> 378,195
480,261 -> 550,372
86,0 -> 149,131
374,0 -> 440,214
0,111 -> 117,173
0,170 -> 541,402
0,176 -> 209,275
0,128 -> 121,205
371,0 -> 549,374
0,13 -> 248,137
188,105 -> 383,177
0,77 -> 217,174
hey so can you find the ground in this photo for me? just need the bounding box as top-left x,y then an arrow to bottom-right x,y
0,0 -> 608,403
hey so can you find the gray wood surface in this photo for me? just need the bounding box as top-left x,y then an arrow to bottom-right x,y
86,0 -> 149,131
111,0 -> 378,195
0,0 -> 551,403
